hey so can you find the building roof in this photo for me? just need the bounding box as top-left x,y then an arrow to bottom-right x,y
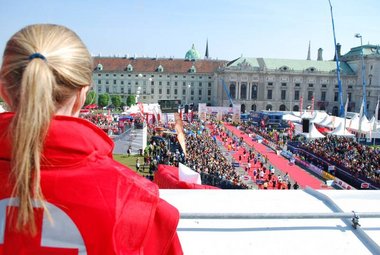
161,189 -> 380,255
226,57 -> 355,75
342,44 -> 380,58
93,57 -> 227,74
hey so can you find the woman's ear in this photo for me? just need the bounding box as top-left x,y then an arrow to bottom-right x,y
71,86 -> 90,117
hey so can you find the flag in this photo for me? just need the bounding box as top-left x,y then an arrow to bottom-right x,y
300,96 -> 303,114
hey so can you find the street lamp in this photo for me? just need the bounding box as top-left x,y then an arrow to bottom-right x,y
355,33 -> 367,142
186,84 -> 191,105
355,33 -> 367,117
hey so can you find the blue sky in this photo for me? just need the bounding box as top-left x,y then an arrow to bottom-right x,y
0,0 -> 379,61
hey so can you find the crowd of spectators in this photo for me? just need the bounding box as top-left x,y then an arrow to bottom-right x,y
184,121 -> 249,189
299,136 -> 380,186
80,112 -> 132,135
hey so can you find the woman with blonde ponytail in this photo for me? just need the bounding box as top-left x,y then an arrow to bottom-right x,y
0,24 -> 182,254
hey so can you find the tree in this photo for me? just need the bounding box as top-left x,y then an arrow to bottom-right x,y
98,93 -> 110,108
85,90 -> 96,106
126,95 -> 136,107
111,95 -> 122,108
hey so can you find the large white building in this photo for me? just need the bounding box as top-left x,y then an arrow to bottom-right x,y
92,43 -> 380,117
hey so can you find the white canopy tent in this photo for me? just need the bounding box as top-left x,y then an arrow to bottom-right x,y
300,123 -> 325,140
329,122 -> 355,137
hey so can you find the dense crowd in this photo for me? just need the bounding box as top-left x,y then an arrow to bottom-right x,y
184,122 -> 249,189
80,112 -> 131,135
299,136 -> 380,185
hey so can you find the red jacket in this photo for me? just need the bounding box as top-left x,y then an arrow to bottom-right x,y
0,112 -> 183,255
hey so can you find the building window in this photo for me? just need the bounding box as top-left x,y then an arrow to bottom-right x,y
251,84 -> 257,100
321,91 -> 326,101
281,83 -> 287,87
174,89 -> 177,95
322,84 -> 327,88
267,90 -> 272,100
159,81 -> 162,86
167,88 -> 170,94
151,81 -> 154,86
121,87 -> 124,93
106,87 -> 109,93
208,90 -> 211,96
151,88 -> 154,94
294,90 -> 300,100
334,92 -> 338,101
121,81 -> 124,85
199,82 -> 202,87
308,83 -> 313,88
175,81 -> 178,86
159,89 -> 162,94
167,81 -> 170,86
128,88 -> 131,94
208,82 -> 212,87
308,91 -> 313,100
295,83 -> 300,87
199,89 -> 202,95
106,80 -> 109,85
98,80 -> 101,85
281,90 -> 286,100
97,87 -> 102,93
182,89 -> 186,95
268,82 -> 273,86
113,80 -> 117,85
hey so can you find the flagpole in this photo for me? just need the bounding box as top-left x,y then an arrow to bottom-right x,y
328,0 -> 344,117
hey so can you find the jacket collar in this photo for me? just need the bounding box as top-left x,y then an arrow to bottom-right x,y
0,112 -> 114,168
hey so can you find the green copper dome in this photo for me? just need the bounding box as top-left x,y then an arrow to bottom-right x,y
185,44 -> 201,60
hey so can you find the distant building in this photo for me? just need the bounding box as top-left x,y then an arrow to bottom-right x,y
92,43 -> 380,117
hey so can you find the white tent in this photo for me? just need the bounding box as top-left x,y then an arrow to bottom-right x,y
329,122 -> 355,137
318,115 -> 333,128
282,113 -> 301,122
348,115 -> 372,133
301,123 -> 325,139
0,105 -> 5,113
310,111 -> 328,124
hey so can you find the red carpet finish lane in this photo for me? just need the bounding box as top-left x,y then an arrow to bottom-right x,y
223,123 -> 328,189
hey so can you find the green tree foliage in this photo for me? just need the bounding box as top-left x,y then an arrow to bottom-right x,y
111,94 -> 122,108
84,90 -> 96,106
126,95 -> 136,107
98,93 -> 110,107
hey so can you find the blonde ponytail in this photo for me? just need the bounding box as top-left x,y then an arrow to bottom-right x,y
10,58 -> 55,234
0,24 -> 92,235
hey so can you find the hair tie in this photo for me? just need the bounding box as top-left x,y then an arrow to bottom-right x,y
28,53 -> 46,61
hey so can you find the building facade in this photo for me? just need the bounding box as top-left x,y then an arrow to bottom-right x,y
92,44 -> 380,117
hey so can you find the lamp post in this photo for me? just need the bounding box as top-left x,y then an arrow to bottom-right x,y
355,33 -> 366,142
136,86 -> 141,103
186,84 -> 191,105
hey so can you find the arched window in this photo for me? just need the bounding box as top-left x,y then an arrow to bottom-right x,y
293,105 -> 299,111
279,104 -> 286,111
332,106 -> 339,116
97,63 -> 103,71
229,82 -> 236,99
241,104 -> 246,113
251,104 -> 256,111
266,104 -> 272,111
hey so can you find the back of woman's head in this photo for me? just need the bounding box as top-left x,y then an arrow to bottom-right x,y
0,24 -> 92,234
